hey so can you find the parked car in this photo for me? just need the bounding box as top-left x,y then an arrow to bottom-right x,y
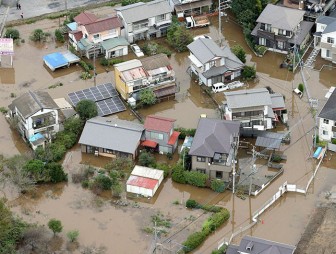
130,44 -> 144,57
193,35 -> 212,41
293,88 -> 303,98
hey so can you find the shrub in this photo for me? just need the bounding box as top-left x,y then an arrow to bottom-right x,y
5,28 -> 20,40
54,29 -> 65,43
46,162 -> 67,183
48,219 -> 63,235
63,117 -> 83,136
242,65 -> 256,80
81,180 -> 89,188
201,205 -> 222,213
186,199 -> 199,208
184,171 -> 207,187
139,88 -> 157,106
49,143 -> 67,162
100,58 -> 109,66
80,71 -> 92,80
142,42 -> 172,57
0,107 -> 8,114
298,83 -> 304,93
183,231 -> 207,252
255,45 -> 267,55
202,209 -> 230,233
67,230 -> 79,242
156,163 -> 171,178
79,61 -> 91,72
211,244 -> 227,254
30,29 -> 45,42
174,128 -> 196,139
55,132 -> 77,149
138,151 -> 156,167
121,0 -> 139,6
210,179 -> 226,193
76,99 -> 98,121
171,164 -> 186,184
332,138 -> 336,145
231,45 -> 246,63
93,174 -> 113,190
167,23 -> 193,52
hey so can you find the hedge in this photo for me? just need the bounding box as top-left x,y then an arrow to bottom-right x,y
210,179 -> 226,193
174,127 -> 196,139
184,171 -> 207,187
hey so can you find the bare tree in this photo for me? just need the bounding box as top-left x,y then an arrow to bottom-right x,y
81,244 -> 107,254
20,226 -> 50,253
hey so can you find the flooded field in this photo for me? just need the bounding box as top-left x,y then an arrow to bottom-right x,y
0,5 -> 336,253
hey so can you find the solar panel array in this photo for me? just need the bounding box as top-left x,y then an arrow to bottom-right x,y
68,83 -> 126,116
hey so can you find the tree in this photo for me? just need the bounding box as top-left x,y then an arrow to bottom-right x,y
167,23 -> 193,52
63,116 -> 83,136
242,65 -> 256,80
4,28 -> 20,40
171,163 -> 186,184
139,88 -> 157,106
24,159 -> 46,182
46,162 -> 67,183
48,219 -> 63,235
93,174 -> 113,191
54,29 -> 65,43
67,230 -> 79,242
138,151 -> 156,167
30,29 -> 45,42
298,83 -> 304,93
231,45 -> 246,63
76,99 -> 98,121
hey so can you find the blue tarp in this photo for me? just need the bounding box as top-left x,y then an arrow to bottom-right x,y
66,22 -> 77,31
43,52 -> 68,71
29,133 -> 44,142
313,147 -> 322,158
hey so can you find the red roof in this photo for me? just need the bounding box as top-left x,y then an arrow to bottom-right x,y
141,140 -> 158,148
74,12 -> 98,25
144,115 -> 176,133
70,30 -> 83,42
84,16 -> 122,34
168,131 -> 180,145
127,175 -> 158,190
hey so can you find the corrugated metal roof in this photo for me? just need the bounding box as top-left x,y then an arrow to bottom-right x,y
187,38 -> 225,64
140,53 -> 171,71
74,12 -> 98,25
144,115 -> 175,133
256,4 -> 305,31
224,88 -> 272,109
115,0 -> 172,24
79,116 -> 144,154
131,165 -> 164,180
270,93 -> 285,109
84,16 -> 122,34
101,37 -> 129,51
168,131 -> 180,145
127,175 -> 158,189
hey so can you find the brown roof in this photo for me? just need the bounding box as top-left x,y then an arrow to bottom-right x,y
74,12 -> 98,25
144,115 -> 175,133
70,30 -> 83,42
140,53 -> 171,71
84,16 -> 122,34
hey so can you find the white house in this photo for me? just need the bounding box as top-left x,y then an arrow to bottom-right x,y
187,38 -> 244,87
314,16 -> 336,63
115,0 -> 173,43
126,165 -> 164,197
8,91 -> 60,149
318,87 -> 336,142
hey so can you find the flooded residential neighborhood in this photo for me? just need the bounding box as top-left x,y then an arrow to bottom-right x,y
0,0 -> 336,254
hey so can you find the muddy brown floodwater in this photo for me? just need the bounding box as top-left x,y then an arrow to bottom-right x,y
1,5 -> 336,254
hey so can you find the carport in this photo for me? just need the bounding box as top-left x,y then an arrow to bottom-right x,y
43,51 -> 80,71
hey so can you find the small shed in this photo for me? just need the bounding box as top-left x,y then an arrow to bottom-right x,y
126,165 -> 164,197
43,51 -> 80,71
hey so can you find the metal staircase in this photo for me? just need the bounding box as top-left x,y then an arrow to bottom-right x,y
304,47 -> 320,68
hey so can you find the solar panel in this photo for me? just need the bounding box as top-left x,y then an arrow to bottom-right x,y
68,83 -> 126,116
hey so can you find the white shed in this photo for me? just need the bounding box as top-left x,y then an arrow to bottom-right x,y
126,166 -> 164,197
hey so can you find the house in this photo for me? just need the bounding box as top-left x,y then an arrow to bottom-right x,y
318,87 -> 336,142
168,0 -> 212,18
251,4 -> 314,54
314,15 -> 336,63
223,88 -> 279,130
114,55 -> 177,102
188,118 -> 240,181
187,38 -> 244,87
226,235 -> 296,254
115,0 -> 172,43
270,93 -> 287,124
8,91 -> 60,149
126,165 -> 164,197
69,12 -> 126,59
78,116 -> 144,159
142,115 -> 180,154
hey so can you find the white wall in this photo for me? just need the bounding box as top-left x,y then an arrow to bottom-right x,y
319,117 -> 335,141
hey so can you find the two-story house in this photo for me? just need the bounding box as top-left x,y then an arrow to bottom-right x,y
69,12 -> 127,59
8,91 -> 60,149
114,55 -> 177,102
251,4 -> 314,53
168,0 -> 212,18
314,15 -> 336,63
188,118 -> 240,181
115,0 -> 172,43
142,115 -> 180,154
318,87 -> 336,142
223,88 -> 275,130
187,38 -> 244,87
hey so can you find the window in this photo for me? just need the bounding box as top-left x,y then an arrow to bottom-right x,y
156,14 -> 165,22
327,37 -> 334,44
277,41 -> 285,50
259,37 -> 266,46
197,156 -> 206,162
323,130 -> 328,135
209,61 -> 215,68
197,168 -> 206,174
150,132 -> 164,140
326,49 -> 331,58
278,29 -> 286,36
265,24 -> 271,32
93,34 -> 100,39
324,119 -> 329,124
216,171 -> 223,179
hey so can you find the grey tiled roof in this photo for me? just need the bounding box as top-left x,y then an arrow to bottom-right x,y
224,88 -> 272,109
187,38 -> 226,64
79,116 -> 144,154
256,4 -> 305,31
115,0 -> 172,24
318,89 -> 336,121
189,118 -> 240,157
288,21 -> 314,45
10,91 -> 58,118
270,93 -> 285,109
140,53 -> 171,71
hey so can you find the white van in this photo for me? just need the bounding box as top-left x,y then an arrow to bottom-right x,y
212,82 -> 228,93
293,88 -> 303,98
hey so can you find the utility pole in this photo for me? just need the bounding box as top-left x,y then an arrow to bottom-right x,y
93,45 -> 97,86
232,135 -> 237,194
218,0 -> 231,46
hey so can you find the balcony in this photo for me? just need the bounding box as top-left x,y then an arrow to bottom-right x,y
320,41 -> 332,50
32,113 -> 56,130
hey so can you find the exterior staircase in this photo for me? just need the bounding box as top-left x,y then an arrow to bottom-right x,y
304,47 -> 320,68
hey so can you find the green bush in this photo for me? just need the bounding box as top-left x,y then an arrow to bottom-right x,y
93,174 -> 113,190
201,205 -> 222,213
46,162 -> 67,183
242,65 -> 256,80
171,164 -> 186,184
100,58 -> 109,66
298,83 -> 304,93
184,171 -> 207,187
142,42 -> 172,57
4,28 -> 20,40
55,132 -> 77,149
63,117 -> 83,136
139,151 -> 156,167
30,29 -> 45,42
54,29 -> 65,43
332,138 -> 336,145
186,199 -> 199,208
156,163 -> 171,178
80,71 -> 92,80
167,23 -> 193,52
183,231 -> 207,252
231,45 -> 246,63
76,99 -> 98,121
49,143 -> 67,162
121,0 -> 139,6
81,180 -> 89,188
174,128 -> 196,139
100,58 -> 124,67
79,61 -> 91,72
0,107 -> 8,114
210,179 -> 226,193
202,209 -> 230,233
211,245 -> 227,254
